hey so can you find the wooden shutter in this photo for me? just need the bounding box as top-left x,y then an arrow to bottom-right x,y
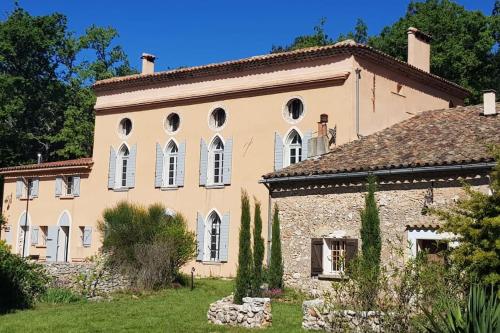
73,176 -> 81,196
345,238 -> 359,268
219,212 -> 230,262
302,130 -> 312,159
196,213 -> 205,261
127,144 -> 137,188
223,137 -> 233,185
31,226 -> 39,245
55,177 -> 63,197
83,227 -> 92,247
46,226 -> 59,262
108,146 -> 117,189
16,179 -> 23,198
311,238 -> 323,276
274,132 -> 283,171
176,141 -> 186,187
199,139 -> 208,186
31,178 -> 39,198
155,143 -> 164,188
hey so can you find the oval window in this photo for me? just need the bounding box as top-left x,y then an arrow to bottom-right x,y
209,108 -> 226,129
165,113 -> 180,133
286,98 -> 304,121
118,118 -> 132,137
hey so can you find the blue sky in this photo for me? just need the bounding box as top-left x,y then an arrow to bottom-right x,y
0,0 -> 495,72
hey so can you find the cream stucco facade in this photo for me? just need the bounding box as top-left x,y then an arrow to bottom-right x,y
1,37 -> 467,277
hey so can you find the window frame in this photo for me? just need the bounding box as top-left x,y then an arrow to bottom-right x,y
207,136 -> 224,186
118,118 -> 133,138
64,176 -> 74,196
38,226 -> 48,247
21,178 -> 35,199
205,212 -> 222,262
163,141 -> 179,187
208,107 -> 228,131
115,144 -> 130,189
283,97 -> 305,124
165,113 -> 181,134
323,238 -> 346,275
284,129 -> 303,167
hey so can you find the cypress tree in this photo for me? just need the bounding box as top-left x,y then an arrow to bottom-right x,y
234,190 -> 253,304
252,199 -> 265,296
268,203 -> 284,290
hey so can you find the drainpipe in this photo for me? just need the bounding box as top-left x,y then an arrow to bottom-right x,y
22,177 -> 30,258
355,68 -> 361,138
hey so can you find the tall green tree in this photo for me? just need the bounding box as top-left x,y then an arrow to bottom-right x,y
369,0 -> 499,104
433,146 -> 500,288
268,203 -> 284,290
234,190 -> 253,304
271,18 -> 333,53
252,199 -> 265,296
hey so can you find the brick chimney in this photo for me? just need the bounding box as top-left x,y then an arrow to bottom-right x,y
407,27 -> 431,72
141,53 -> 156,74
317,114 -> 328,137
483,90 -> 497,116
308,114 -> 330,158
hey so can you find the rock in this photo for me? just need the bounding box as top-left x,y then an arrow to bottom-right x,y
207,295 -> 272,328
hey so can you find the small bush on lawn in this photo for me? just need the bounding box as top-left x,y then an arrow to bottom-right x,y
40,288 -> 84,304
0,240 -> 50,313
98,202 -> 197,290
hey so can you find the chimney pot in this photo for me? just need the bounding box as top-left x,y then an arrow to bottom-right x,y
318,114 -> 328,137
483,90 -> 497,116
141,53 -> 156,74
407,27 -> 431,72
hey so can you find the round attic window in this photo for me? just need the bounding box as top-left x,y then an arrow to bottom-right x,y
165,113 -> 180,134
209,107 -> 226,130
118,118 -> 132,137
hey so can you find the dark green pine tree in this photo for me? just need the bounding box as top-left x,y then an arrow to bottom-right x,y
234,190 -> 253,304
268,203 -> 284,290
252,199 -> 265,296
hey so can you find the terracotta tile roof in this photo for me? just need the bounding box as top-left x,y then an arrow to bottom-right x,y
93,41 -> 469,98
0,158 -> 93,175
406,221 -> 442,230
263,103 -> 500,180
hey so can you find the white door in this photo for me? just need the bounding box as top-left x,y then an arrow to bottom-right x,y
56,226 -> 69,262
18,226 -> 30,257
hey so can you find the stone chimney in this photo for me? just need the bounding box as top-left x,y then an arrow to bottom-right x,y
308,114 -> 330,158
141,53 -> 156,74
483,89 -> 497,116
407,27 -> 431,72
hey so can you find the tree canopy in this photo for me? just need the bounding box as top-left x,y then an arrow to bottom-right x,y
0,6 -> 135,167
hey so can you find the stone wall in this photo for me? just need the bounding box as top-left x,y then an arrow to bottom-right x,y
303,299 -> 384,332
207,295 -> 272,328
272,179 -> 489,294
42,262 -> 130,296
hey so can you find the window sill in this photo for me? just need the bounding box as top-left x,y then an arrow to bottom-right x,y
204,184 -> 225,189
160,186 -> 179,191
59,195 -> 75,200
200,261 -> 225,265
391,91 -> 406,98
318,273 -> 348,281
19,197 -> 35,201
35,245 -> 47,248
112,187 -> 130,192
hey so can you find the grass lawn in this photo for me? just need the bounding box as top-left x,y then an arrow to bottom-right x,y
0,279 -> 305,333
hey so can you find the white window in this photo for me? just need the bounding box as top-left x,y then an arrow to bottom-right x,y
208,137 -> 224,185
116,145 -> 130,188
323,239 -> 346,274
206,212 -> 221,261
165,113 -> 180,133
64,176 -> 74,196
284,130 -> 302,167
209,108 -> 226,130
163,141 -> 178,187
408,228 -> 454,258
118,118 -> 132,137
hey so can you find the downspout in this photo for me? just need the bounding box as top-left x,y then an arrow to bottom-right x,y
355,68 -> 361,138
22,177 -> 30,258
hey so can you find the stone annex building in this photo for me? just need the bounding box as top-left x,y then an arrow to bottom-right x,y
0,27 -> 475,278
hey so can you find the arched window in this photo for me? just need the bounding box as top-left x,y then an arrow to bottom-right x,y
208,137 -> 224,185
285,130 -> 302,166
116,145 -> 130,188
207,212 -> 221,261
164,141 -> 178,186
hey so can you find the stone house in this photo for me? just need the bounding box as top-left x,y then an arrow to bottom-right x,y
0,27 -> 469,278
261,93 -> 499,293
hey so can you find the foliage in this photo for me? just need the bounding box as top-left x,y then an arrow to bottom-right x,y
40,287 -> 84,304
268,203 -> 284,290
432,146 -> 500,288
75,255 -> 106,298
424,284 -> 499,333
252,198 -> 265,296
98,202 -> 196,290
369,0 -> 500,104
0,240 -> 50,313
355,175 -> 382,309
0,5 -> 136,167
234,190 -> 253,304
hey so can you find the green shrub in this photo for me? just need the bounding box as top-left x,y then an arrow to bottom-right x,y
98,202 -> 197,290
252,199 -> 265,296
268,203 -> 284,290
40,288 -> 84,304
0,240 -> 50,313
234,190 -> 253,304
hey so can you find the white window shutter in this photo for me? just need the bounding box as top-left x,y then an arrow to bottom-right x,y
31,226 -> 39,245
46,226 -> 59,262
274,132 -> 283,171
127,144 -> 137,188
219,212 -> 230,262
55,177 -> 63,197
223,137 -> 233,185
176,141 -> 186,187
31,178 -> 39,198
155,143 -> 164,188
108,146 -> 117,189
16,179 -> 23,198
73,176 -> 81,196
199,139 -> 208,186
196,213 -> 205,261
302,130 -> 312,160
83,227 -> 92,247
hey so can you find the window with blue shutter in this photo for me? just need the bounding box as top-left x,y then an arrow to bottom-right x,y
223,138 -> 233,185
108,146 -> 117,189
199,139 -> 208,186
83,227 -> 92,247
176,141 -> 186,187
31,178 -> 39,198
126,144 -> 137,188
73,176 -> 81,196
55,177 -> 63,197
219,213 -> 230,262
302,130 -> 312,159
31,226 -> 39,245
274,132 -> 283,171
46,226 -> 59,262
196,213 -> 205,261
16,179 -> 23,199
155,143 -> 164,188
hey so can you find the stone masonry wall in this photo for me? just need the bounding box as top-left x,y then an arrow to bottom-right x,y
207,295 -> 272,328
273,179 -> 489,295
